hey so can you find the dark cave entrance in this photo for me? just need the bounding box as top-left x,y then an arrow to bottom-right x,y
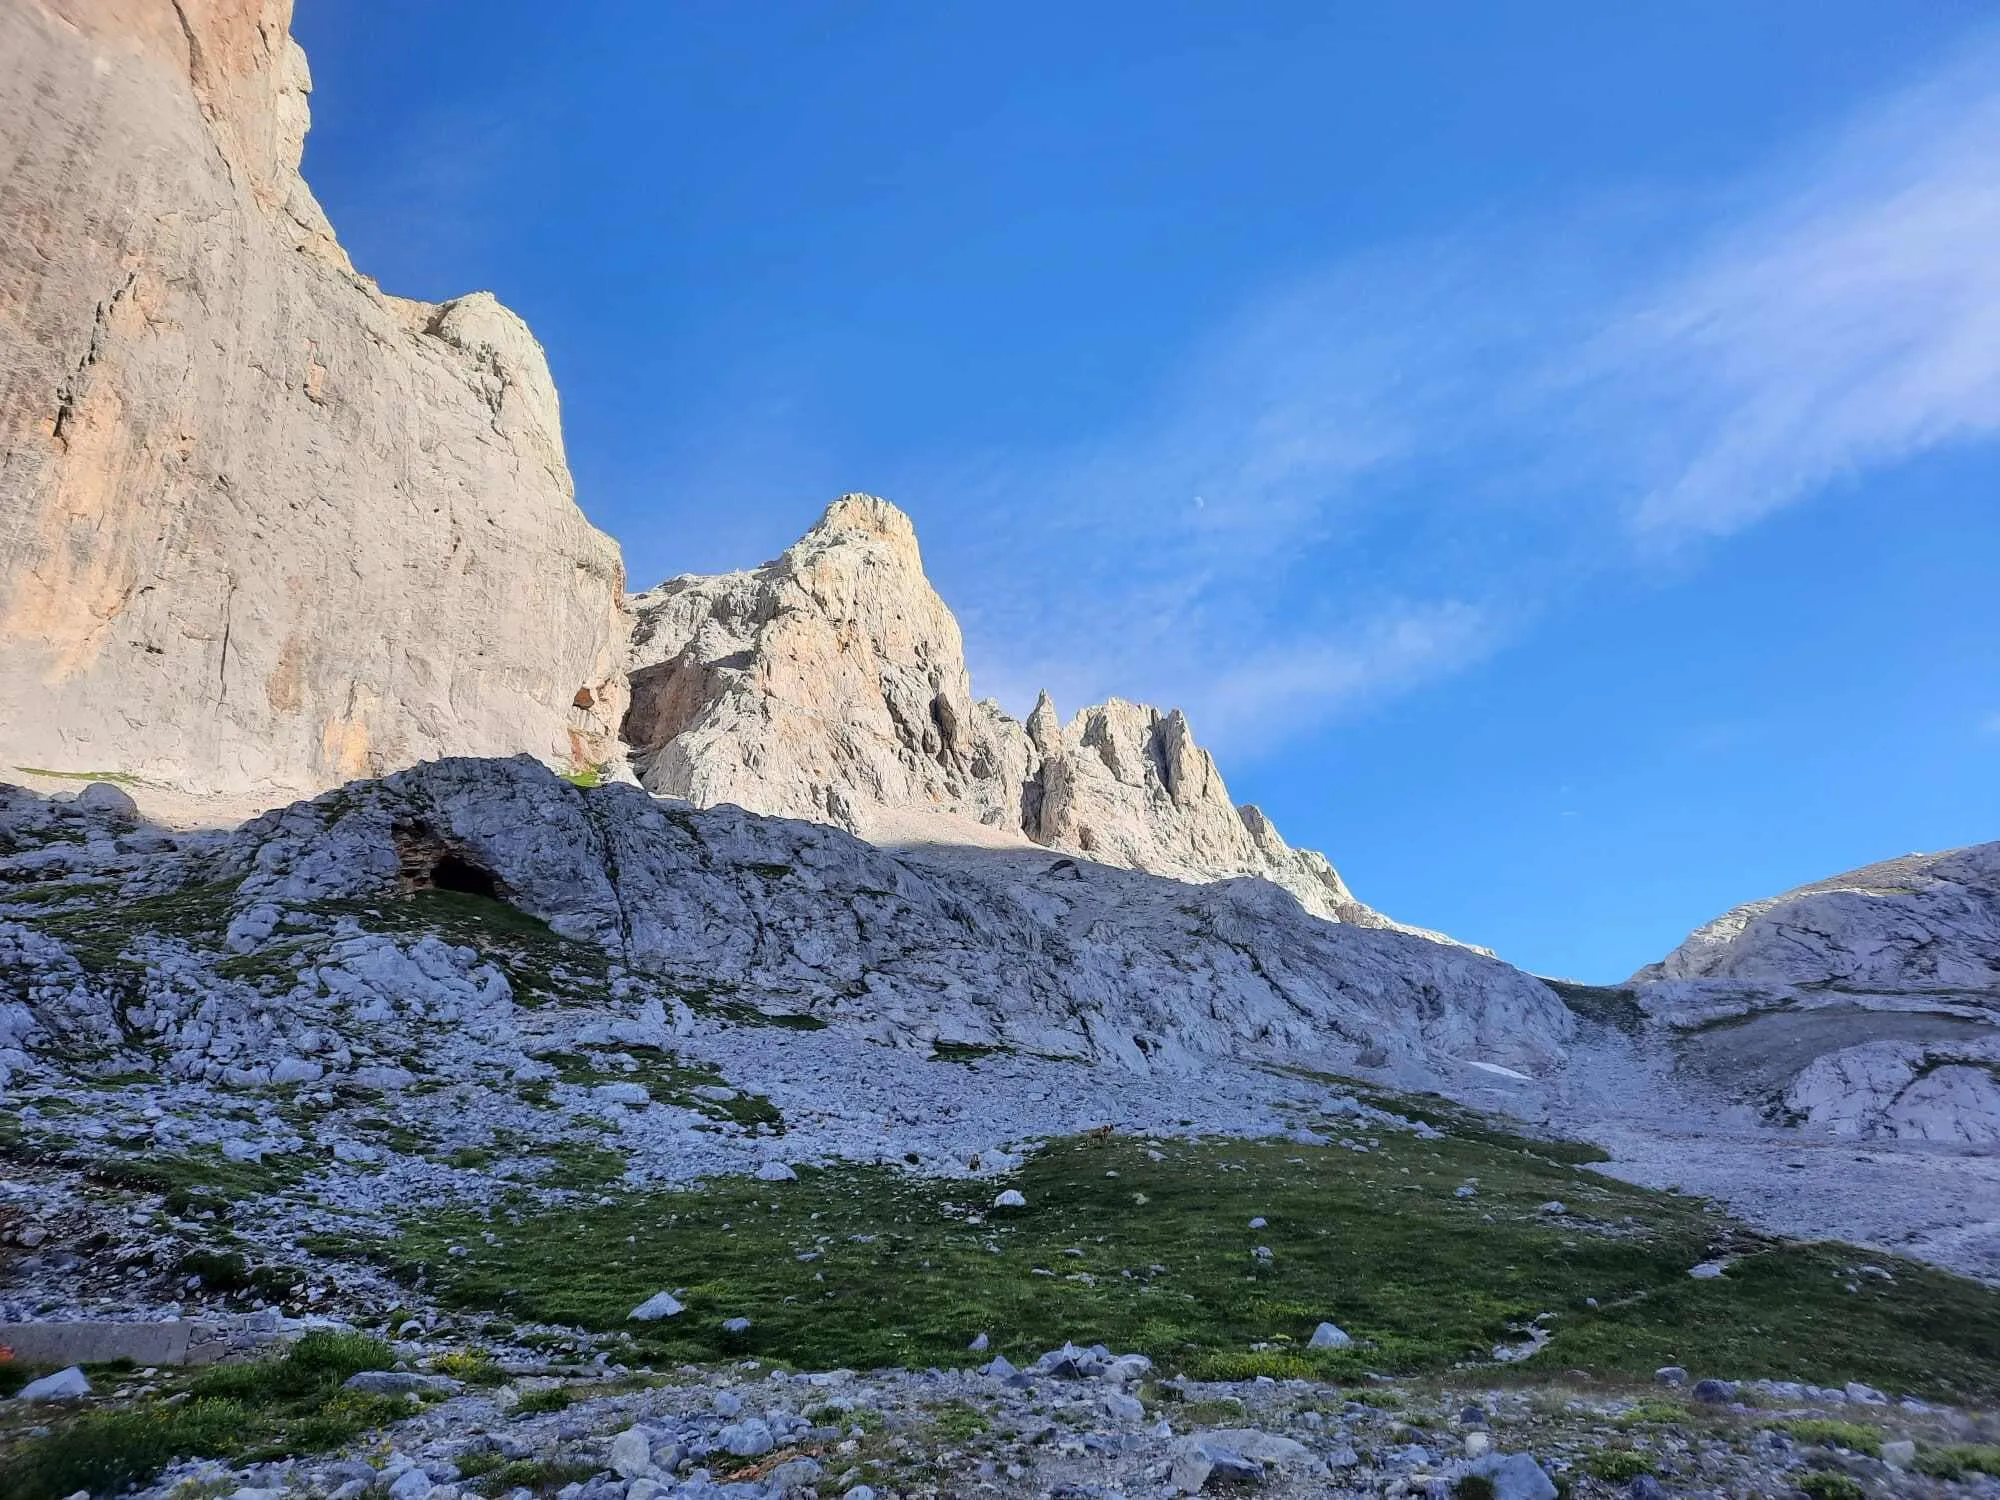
391,822 -> 509,901
428,851 -> 501,898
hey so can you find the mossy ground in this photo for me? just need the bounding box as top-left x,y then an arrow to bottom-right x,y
0,1331 -> 400,1500
384,1129 -> 2000,1402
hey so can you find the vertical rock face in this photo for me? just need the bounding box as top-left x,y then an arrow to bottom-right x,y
626,495 -> 1420,933
0,0 -> 628,795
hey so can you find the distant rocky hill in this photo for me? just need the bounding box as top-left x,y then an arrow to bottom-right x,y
626,495 -> 1414,932
1624,841 -> 2000,1148
1633,841 -> 2000,994
0,0 -> 627,796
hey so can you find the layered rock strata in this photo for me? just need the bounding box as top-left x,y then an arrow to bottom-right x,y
0,0 -> 628,795
626,495 -> 1401,930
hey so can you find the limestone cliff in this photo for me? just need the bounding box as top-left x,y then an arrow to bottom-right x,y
625,495 -> 1412,931
0,0 -> 628,795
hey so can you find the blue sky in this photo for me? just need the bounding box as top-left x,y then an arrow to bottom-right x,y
295,2 -> 2000,980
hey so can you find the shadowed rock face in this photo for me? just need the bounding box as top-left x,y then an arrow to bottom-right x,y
625,495 -> 1433,936
0,0 -> 628,796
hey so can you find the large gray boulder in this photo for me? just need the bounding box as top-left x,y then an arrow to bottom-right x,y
0,1 -> 627,797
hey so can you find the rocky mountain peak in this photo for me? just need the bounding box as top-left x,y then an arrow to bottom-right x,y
624,495 -> 1428,934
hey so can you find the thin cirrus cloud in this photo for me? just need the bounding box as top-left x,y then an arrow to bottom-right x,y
951,26 -> 2000,756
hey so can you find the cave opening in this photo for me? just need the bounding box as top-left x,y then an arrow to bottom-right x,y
429,851 -> 501,899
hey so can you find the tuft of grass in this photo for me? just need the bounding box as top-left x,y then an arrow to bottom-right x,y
382,1130 -> 2000,1400
1584,1449 -> 1657,1481
1782,1420 -> 1883,1457
431,1350 -> 506,1386
469,1458 -> 598,1496
0,1331 -> 398,1500
511,1385 -> 573,1415
923,1399 -> 990,1442
1797,1473 -> 1865,1500
1455,1475 -> 1497,1500
1916,1445 -> 2000,1480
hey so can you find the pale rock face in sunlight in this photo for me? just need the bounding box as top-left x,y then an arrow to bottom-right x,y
0,0 -> 628,796
625,494 -> 1444,937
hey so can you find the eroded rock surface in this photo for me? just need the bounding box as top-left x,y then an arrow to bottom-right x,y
626,496 -> 1417,932
224,755 -> 1571,1074
1634,842 -> 2000,993
0,0 -> 627,796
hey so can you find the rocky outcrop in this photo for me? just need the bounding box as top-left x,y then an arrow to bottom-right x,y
1627,842 -> 2000,1146
228,756 -> 1573,1074
626,495 -> 1409,930
0,0 -> 627,796
1633,842 -> 2000,993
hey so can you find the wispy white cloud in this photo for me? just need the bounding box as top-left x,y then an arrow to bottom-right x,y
940,26 -> 2000,755
1602,36 -> 2000,537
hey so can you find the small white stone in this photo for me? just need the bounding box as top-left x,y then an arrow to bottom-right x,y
993,1189 -> 1026,1208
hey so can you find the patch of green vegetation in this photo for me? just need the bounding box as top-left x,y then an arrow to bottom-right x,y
1782,1420 -> 1883,1456
307,889 -> 605,1007
384,1130 -> 2000,1400
1583,1449 -> 1657,1481
931,1040 -> 1011,1064
511,1385 -> 573,1415
175,1248 -> 299,1303
1287,1069 -> 1613,1166
28,880 -> 241,976
470,1458 -> 599,1497
1169,1397 -> 1249,1427
0,1359 -> 55,1398
430,1350 -> 506,1386
1616,1399 -> 1688,1426
1454,1475 -> 1497,1500
530,1046 -> 784,1131
1916,1445 -> 2000,1480
1797,1473 -> 1866,1500
14,767 -> 142,784
0,1331 -> 399,1500
83,1144 -> 314,1215
1347,1388 -> 1406,1409
922,1399 -> 989,1441
560,763 -> 609,790
1542,979 -> 1648,1035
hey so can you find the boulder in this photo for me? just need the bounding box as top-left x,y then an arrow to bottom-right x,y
17,1365 -> 90,1401
1464,1452 -> 1558,1500
628,1291 -> 685,1321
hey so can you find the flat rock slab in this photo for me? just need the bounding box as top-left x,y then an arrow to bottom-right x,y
0,1319 -> 245,1367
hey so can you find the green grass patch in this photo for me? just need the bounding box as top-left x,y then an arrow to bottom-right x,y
382,1131 -> 2000,1400
528,1046 -> 783,1131
13,767 -> 142,784
1916,1445 -> 2000,1480
1782,1420 -> 1883,1456
1583,1449 -> 1657,1481
510,1385 -> 573,1415
0,1331 -> 399,1500
1797,1474 -> 1865,1500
